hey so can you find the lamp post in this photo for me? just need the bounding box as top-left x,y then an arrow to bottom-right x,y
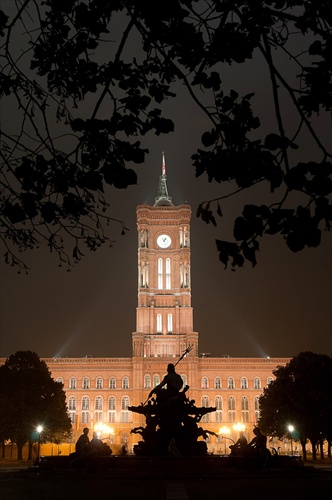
288,425 -> 294,455
36,425 -> 43,464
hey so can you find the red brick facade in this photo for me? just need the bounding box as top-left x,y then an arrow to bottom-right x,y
2,167 -> 290,454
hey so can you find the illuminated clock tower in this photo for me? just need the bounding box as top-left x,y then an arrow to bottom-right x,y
132,154 -> 198,360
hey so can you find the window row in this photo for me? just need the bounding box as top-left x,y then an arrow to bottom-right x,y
58,374 -> 273,391
68,395 -> 130,412
201,376 -> 273,390
200,395 -> 261,424
68,395 -> 259,414
57,376 -> 130,390
68,396 -> 131,424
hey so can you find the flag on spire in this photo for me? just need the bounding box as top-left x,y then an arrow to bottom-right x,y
154,152 -> 173,206
162,151 -> 166,176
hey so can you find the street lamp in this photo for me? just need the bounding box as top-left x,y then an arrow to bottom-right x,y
36,425 -> 43,464
288,425 -> 294,455
233,422 -> 246,433
94,422 -> 114,443
219,426 -> 231,455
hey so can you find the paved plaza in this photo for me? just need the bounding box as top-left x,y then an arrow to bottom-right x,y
0,459 -> 331,500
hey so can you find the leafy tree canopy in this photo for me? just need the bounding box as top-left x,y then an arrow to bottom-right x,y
1,1 -> 331,270
258,351 -> 332,459
0,350 -> 71,459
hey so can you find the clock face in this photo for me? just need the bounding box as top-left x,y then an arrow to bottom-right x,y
157,234 -> 172,248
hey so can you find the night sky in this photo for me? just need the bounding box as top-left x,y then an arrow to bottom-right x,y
0,3 -> 331,360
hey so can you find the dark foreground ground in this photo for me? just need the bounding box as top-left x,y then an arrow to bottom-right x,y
1,457 -> 331,500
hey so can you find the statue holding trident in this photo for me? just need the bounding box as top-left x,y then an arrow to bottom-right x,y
143,345 -> 193,405
130,345 -> 217,456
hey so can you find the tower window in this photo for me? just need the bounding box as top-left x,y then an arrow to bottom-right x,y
167,314 -> 172,333
158,258 -> 163,289
157,314 -> 162,333
166,258 -> 171,289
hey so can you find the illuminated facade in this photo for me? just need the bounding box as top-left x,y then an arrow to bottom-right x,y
5,155 -> 290,453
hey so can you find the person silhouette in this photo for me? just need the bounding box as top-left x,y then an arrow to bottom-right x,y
75,427 -> 90,456
230,431 -> 248,455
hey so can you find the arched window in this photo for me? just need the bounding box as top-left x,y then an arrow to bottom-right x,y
95,411 -> 102,422
201,377 -> 208,389
167,314 -> 172,333
267,377 -> 273,385
201,396 -> 209,423
241,396 -> 249,423
108,396 -> 116,410
166,258 -> 171,289
215,396 -> 223,423
158,258 -> 163,289
254,377 -> 261,389
144,375 -> 151,389
69,377 -> 76,389
254,396 -> 260,422
82,377 -> 90,389
241,396 -> 249,410
122,377 -> 129,389
157,314 -> 162,333
95,396 -> 103,410
228,377 -> 235,389
56,377 -> 63,385
68,396 -> 76,423
215,396 -> 223,410
215,377 -> 221,389
121,396 -> 130,410
96,377 -> 103,389
121,396 -> 130,423
109,377 -> 116,389
81,412 -> 90,424
153,375 -> 160,387
82,396 -> 90,411
228,396 -> 235,410
81,397 -> 90,424
68,396 -> 76,411
241,377 -> 248,389
181,374 -> 187,387
108,396 -> 116,423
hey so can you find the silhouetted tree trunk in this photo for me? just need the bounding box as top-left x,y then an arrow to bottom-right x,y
300,438 -> 307,461
310,439 -> 317,460
16,437 -> 25,461
28,440 -> 33,460
328,440 -> 332,458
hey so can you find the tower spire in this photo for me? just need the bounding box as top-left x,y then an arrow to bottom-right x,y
154,152 -> 173,206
